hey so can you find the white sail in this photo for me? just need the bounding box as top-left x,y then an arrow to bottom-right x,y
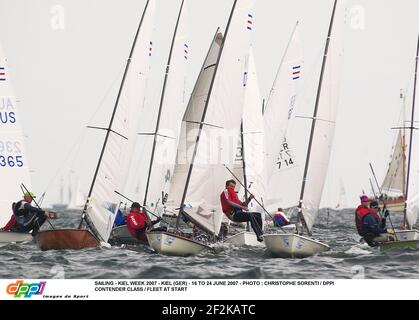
232,131 -> 245,195
335,177 -> 347,209
68,173 -> 85,209
240,48 -> 265,202
301,0 -> 346,232
143,0 -> 189,210
85,0 -> 156,242
0,43 -> 32,227
166,32 -> 223,221
170,0 -> 254,235
263,23 -> 303,212
406,51 -> 419,228
381,131 -> 405,197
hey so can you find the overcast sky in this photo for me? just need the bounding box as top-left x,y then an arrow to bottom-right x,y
0,0 -> 418,208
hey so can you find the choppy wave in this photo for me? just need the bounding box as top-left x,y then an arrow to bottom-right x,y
0,208 -> 418,279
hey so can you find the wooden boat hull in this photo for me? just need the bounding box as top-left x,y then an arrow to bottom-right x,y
146,230 -> 210,256
36,229 -> 100,251
0,231 -> 33,244
263,233 -> 330,258
224,231 -> 263,247
109,225 -> 146,245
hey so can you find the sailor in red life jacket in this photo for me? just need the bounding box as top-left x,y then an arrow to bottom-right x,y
355,196 -> 390,247
126,202 -> 161,241
220,179 -> 263,242
355,195 -> 371,236
0,203 -> 17,231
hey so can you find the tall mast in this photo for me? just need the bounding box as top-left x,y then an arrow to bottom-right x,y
403,35 -> 419,228
297,0 -> 338,234
401,89 -> 407,198
143,0 -> 186,206
79,0 -> 152,229
179,0 -> 238,214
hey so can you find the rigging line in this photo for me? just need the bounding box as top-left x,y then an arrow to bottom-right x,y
86,61 -> 128,126
40,128 -> 88,197
39,62 -> 127,197
184,120 -> 224,129
86,126 -> 128,140
137,132 -> 176,140
404,58 -> 416,93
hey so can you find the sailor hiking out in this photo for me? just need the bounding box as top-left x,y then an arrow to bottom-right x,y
220,179 -> 263,242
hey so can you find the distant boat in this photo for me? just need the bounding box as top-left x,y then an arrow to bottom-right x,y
369,92 -> 407,212
67,172 -> 86,210
0,41 -> 33,243
35,0 -> 156,250
264,0 -> 346,258
335,177 -> 347,209
147,0 -> 254,256
51,177 -> 68,211
381,35 -> 419,250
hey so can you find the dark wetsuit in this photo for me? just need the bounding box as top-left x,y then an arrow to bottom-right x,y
14,200 -> 46,234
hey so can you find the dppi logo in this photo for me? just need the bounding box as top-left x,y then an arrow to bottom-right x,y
6,280 -> 46,298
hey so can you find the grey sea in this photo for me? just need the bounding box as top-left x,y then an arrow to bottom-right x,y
1,208 -> 418,279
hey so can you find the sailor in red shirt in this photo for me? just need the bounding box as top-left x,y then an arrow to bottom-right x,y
0,203 -> 18,232
126,202 -> 160,241
220,179 -> 263,242
354,195 -> 371,236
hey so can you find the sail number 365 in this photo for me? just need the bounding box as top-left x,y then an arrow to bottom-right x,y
0,155 -> 24,167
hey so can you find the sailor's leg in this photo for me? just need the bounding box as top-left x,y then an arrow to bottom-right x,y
246,212 -> 263,238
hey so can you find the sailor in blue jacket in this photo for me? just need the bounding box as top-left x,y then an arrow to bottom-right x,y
359,200 -> 389,247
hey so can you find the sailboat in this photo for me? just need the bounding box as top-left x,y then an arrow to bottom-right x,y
381,35 -> 419,250
0,42 -> 33,244
51,177 -> 68,211
224,48 -> 265,247
147,0 -> 254,256
261,21 -> 303,233
110,0 -> 189,245
35,0 -> 156,250
263,0 -> 346,258
370,92 -> 407,213
335,178 -> 347,209
67,172 -> 86,211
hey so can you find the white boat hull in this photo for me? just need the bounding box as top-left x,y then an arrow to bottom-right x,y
0,231 -> 33,244
146,231 -> 211,256
263,233 -> 330,258
394,230 -> 419,241
224,231 -> 263,247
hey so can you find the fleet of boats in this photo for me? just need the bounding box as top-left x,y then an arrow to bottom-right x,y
1,0 -> 418,258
